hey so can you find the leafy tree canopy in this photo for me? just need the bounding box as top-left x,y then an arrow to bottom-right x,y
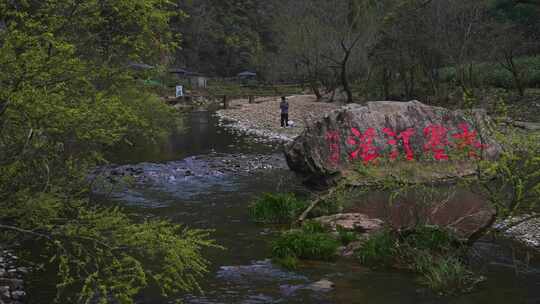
0,1 -> 217,303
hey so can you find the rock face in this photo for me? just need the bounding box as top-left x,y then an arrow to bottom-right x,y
347,189 -> 496,241
285,101 -> 502,183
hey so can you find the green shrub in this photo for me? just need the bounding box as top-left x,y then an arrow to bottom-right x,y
355,230 -> 397,267
272,229 -> 340,261
248,193 -> 308,224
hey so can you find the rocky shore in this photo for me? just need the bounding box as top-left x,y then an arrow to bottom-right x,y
216,95 -> 341,143
216,98 -> 540,253
0,250 -> 27,304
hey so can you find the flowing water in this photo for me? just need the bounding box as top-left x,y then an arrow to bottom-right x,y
27,107 -> 540,304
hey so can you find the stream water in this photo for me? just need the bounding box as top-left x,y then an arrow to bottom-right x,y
28,107 -> 540,304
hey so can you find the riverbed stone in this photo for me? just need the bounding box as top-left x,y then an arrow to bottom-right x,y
0,279 -> 23,290
312,213 -> 384,233
285,100 -> 502,184
10,291 -> 25,300
305,279 -> 335,292
0,286 -> 9,295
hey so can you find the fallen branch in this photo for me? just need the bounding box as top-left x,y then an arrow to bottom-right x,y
297,187 -> 337,224
0,224 -> 52,240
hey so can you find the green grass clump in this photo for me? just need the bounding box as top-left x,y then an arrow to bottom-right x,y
355,230 -> 397,267
419,255 -> 482,295
300,220 -> 328,233
337,226 -> 358,246
355,226 -> 481,295
272,224 -> 340,263
248,193 -> 308,224
273,255 -> 300,270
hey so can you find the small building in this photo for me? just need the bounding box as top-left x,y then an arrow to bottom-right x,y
169,68 -> 208,89
237,71 -> 257,80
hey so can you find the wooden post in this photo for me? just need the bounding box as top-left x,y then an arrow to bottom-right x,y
248,95 -> 254,104
222,95 -> 228,109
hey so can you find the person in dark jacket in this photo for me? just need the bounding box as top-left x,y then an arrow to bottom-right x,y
280,96 -> 289,127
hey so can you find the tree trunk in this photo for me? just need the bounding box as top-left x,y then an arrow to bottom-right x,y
506,56 -> 526,96
311,84 -> 322,100
382,68 -> 391,99
341,52 -> 353,104
222,95 -> 228,109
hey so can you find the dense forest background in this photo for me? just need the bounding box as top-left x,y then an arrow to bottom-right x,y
176,0 -> 540,106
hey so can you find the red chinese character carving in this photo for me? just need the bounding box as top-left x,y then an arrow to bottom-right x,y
325,131 -> 341,166
348,127 -> 379,164
382,128 -> 399,160
382,128 -> 416,161
423,124 -> 449,161
451,123 -> 487,159
399,128 -> 416,161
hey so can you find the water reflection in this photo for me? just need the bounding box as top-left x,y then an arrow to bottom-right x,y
82,110 -> 540,303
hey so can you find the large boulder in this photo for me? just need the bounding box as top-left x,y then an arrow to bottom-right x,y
285,100 -> 501,183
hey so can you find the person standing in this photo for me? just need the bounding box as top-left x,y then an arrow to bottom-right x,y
280,96 -> 289,128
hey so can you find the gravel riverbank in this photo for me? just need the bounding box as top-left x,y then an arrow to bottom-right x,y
215,95 -> 341,143
0,250 -> 27,304
496,215 -> 540,250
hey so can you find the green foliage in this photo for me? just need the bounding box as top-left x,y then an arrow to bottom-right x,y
0,1 -> 217,303
174,0 -> 277,76
401,226 -> 458,253
301,220 -> 328,234
52,206 -> 220,302
355,230 -> 397,267
440,56 -> 540,90
248,193 -> 308,224
477,131 -> 540,219
271,225 -> 340,262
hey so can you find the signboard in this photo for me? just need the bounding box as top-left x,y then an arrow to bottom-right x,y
175,85 -> 184,98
